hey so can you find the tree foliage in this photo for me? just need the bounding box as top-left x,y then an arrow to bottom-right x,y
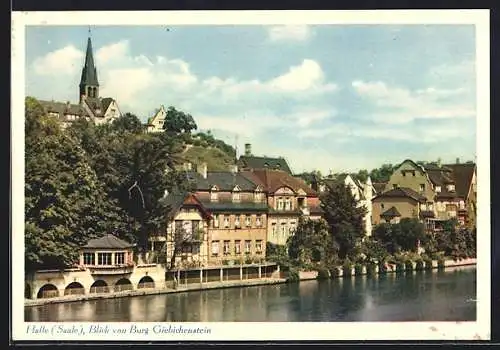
320,181 -> 367,259
25,98 -> 190,271
163,106 -> 197,134
287,218 -> 339,267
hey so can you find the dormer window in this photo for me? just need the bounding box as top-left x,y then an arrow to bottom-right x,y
419,184 -> 425,192
232,185 -> 241,202
277,197 -> 284,210
435,186 -> 442,193
447,184 -> 456,192
284,198 -> 291,211
210,186 -> 218,202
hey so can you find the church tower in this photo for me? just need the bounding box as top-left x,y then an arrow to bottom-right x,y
79,35 -> 99,103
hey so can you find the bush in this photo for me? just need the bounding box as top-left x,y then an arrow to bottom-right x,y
342,262 -> 352,277
354,263 -> 364,276
316,268 -> 330,280
395,262 -> 405,273
415,259 -> 424,271
329,267 -> 340,278
424,258 -> 433,270
366,263 -> 377,276
378,262 -> 388,274
437,259 -> 445,270
405,260 -> 414,272
287,268 -> 299,283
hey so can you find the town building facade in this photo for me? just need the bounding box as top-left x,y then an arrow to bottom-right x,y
241,169 -> 323,246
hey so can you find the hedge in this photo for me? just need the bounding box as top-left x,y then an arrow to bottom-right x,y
366,263 -> 377,276
342,264 -> 353,277
437,259 -> 446,270
395,262 -> 405,273
287,268 -> 300,283
424,258 -> 433,270
415,260 -> 424,271
354,264 -> 364,276
329,268 -> 340,278
405,260 -> 414,272
316,268 -> 330,280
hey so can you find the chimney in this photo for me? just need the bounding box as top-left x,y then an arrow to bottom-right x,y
244,143 -> 252,156
229,164 -> 238,174
197,162 -> 207,179
456,157 -> 460,164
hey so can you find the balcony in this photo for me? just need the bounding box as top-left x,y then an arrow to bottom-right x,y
87,264 -> 135,275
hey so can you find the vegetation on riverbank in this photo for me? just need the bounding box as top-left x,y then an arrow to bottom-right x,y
265,176 -> 476,282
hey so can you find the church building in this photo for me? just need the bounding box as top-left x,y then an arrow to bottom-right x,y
38,34 -> 122,127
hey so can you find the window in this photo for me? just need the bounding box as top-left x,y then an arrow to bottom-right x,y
298,197 -> 305,208
420,184 -> 425,192
83,252 -> 95,265
435,186 -> 442,193
459,200 -> 465,209
211,241 -> 219,256
281,223 -> 287,236
235,215 -> 241,228
427,202 -> 434,211
234,240 -> 241,255
256,215 -> 262,227
277,198 -> 284,210
245,215 -> 251,227
254,191 -> 263,202
285,198 -> 291,211
182,245 -> 192,254
393,184 -> 398,189
223,240 -> 230,255
213,214 -> 219,228
223,215 -> 230,228
244,240 -> 251,254
447,184 -> 456,192
97,253 -> 112,265
401,171 -> 406,177
175,220 -> 183,234
421,203 -> 427,211
232,192 -> 240,202
192,220 -> 200,232
115,252 -> 125,265
412,171 -> 416,177
255,240 -> 263,254
381,203 -> 385,209
271,222 -> 277,235
210,191 -> 218,202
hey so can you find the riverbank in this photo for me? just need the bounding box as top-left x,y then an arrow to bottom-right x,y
297,258 -> 477,281
24,277 -> 287,307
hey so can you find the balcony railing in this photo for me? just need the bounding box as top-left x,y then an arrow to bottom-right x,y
87,264 -> 135,275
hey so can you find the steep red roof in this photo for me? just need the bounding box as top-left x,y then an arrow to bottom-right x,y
241,169 -> 317,196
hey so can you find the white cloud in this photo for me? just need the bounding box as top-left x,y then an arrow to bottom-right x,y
267,25 -> 313,42
32,45 -> 83,75
351,78 -> 475,124
30,40 -> 338,119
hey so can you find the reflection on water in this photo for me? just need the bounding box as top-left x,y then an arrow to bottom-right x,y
25,266 -> 476,322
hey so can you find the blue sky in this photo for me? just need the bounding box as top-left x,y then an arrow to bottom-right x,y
25,25 -> 477,174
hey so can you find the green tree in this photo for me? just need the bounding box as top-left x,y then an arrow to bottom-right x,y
320,182 -> 367,260
163,106 -> 197,134
25,103 -> 124,270
287,218 -> 339,267
369,164 -> 395,183
110,112 -> 145,134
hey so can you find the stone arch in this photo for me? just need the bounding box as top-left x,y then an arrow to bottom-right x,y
137,276 -> 155,289
25,283 -> 32,299
64,281 -> 85,296
114,278 -> 133,292
37,283 -> 59,299
90,280 -> 109,294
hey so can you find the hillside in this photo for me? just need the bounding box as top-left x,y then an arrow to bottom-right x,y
181,132 -> 237,171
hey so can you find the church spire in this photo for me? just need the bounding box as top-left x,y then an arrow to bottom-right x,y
79,33 -> 99,102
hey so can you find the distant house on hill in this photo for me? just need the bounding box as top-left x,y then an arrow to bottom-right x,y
146,105 -> 166,133
38,35 -> 121,127
237,143 -> 293,175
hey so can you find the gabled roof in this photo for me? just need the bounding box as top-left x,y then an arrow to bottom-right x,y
83,234 -> 134,249
160,189 -> 211,220
101,97 -> 114,113
238,155 -> 292,175
443,163 -> 476,199
186,171 -> 258,192
425,168 -> 454,186
241,169 -> 317,196
373,187 -> 426,203
380,206 -> 401,218
39,100 -> 89,119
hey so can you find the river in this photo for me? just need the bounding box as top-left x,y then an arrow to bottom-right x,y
25,266 -> 476,322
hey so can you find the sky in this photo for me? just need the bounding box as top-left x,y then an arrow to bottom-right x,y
25,24 -> 477,174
